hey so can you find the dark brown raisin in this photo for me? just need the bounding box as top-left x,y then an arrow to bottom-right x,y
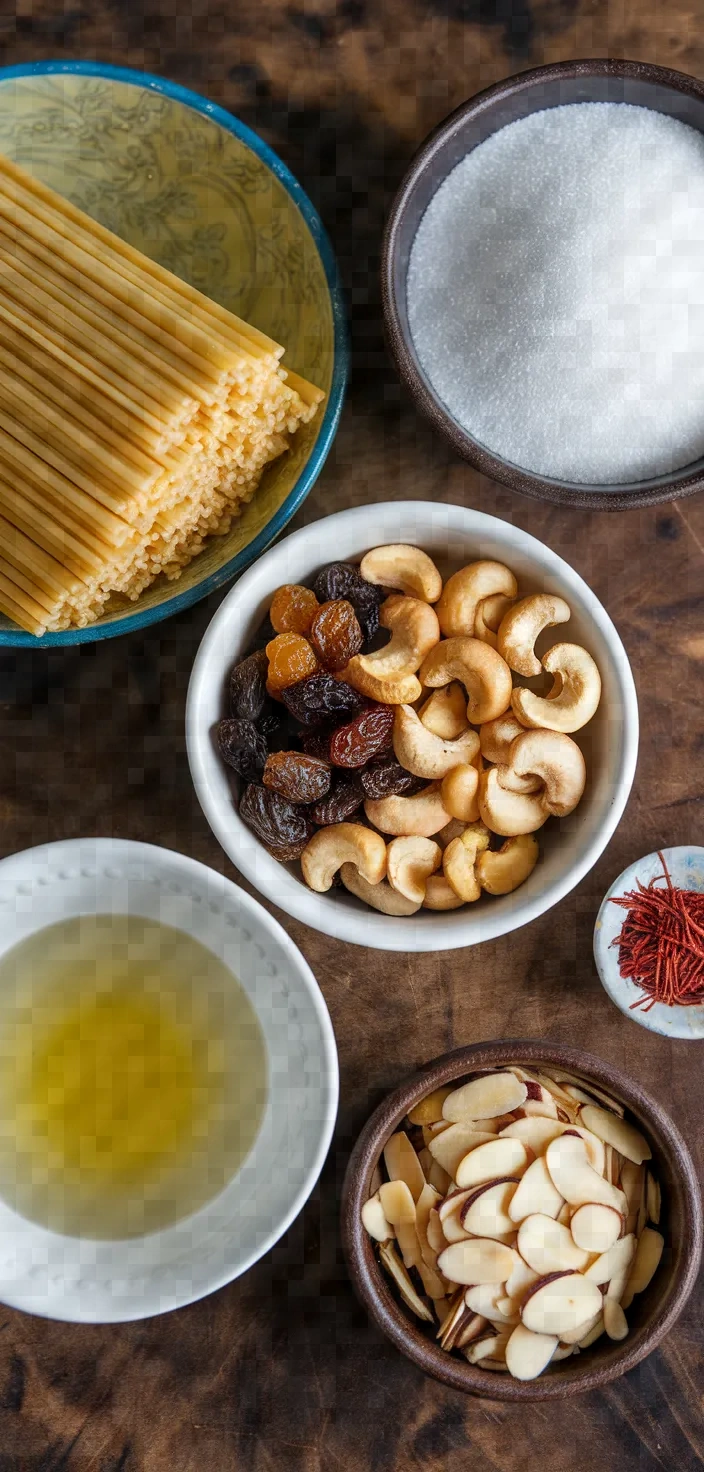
263,751 -> 331,804
229,649 -> 268,722
302,727 -> 332,762
309,599 -> 363,672
312,562 -> 383,646
360,758 -> 427,799
329,703 -> 395,767
217,719 -> 268,782
309,772 -> 365,825
282,673 -> 366,727
239,783 -> 315,861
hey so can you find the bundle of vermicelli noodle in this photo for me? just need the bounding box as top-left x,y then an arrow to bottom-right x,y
0,153 -> 325,635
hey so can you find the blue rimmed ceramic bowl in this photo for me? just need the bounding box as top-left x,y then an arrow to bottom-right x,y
0,61 -> 347,648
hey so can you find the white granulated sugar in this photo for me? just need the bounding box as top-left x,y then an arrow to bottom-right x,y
407,102 -> 704,484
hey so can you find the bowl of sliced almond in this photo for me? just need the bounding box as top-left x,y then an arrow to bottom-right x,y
341,1041 -> 701,1398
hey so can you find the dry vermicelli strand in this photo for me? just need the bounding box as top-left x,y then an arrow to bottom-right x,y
609,852 -> 704,1010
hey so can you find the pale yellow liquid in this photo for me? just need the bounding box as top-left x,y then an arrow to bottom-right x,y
0,915 -> 267,1238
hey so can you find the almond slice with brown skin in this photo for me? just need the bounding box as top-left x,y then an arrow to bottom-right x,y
584,1232 -> 636,1286
460,1178 -> 520,1238
456,1313 -> 490,1350
437,1238 -> 517,1286
464,1329 -> 511,1365
517,1214 -> 591,1275
428,1123 -> 496,1178
503,1256 -> 541,1313
621,1228 -> 664,1308
545,1072 -> 625,1117
570,1203 -> 623,1254
521,1272 -> 603,1337
442,1071 -> 528,1123
361,1192 -> 395,1242
556,1201 -> 572,1227
408,1087 -> 454,1126
455,1136 -> 531,1189
545,1133 -> 626,1213
383,1131 -> 426,1201
436,1286 -> 466,1342
603,1298 -> 629,1341
500,1116 -> 565,1154
378,1240 -> 434,1322
646,1171 -> 662,1226
508,1155 -> 564,1223
578,1105 -> 652,1165
505,1323 -> 558,1381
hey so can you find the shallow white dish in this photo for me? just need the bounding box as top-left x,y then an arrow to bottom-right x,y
187,500 -> 639,952
594,846 -> 704,1040
0,837 -> 338,1322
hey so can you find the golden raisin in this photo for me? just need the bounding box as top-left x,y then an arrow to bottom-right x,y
269,584 -> 319,636
265,632 -> 320,693
309,599 -> 363,672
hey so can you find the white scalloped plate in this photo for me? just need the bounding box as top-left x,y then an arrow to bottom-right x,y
0,838 -> 338,1321
594,846 -> 704,1040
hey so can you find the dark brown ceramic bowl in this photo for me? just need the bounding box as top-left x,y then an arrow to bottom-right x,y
341,1040 -> 702,1400
382,58 -> 704,511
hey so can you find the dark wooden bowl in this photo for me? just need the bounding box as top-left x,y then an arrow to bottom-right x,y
382,59 -> 704,511
341,1040 -> 702,1400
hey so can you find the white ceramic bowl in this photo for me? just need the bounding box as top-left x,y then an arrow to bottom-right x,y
187,501 -> 639,951
0,838 -> 338,1322
594,845 -> 704,1039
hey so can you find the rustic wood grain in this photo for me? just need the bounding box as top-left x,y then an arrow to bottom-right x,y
0,0 -> 702,1468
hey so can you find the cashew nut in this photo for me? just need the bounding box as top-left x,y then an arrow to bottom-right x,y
478,713 -> 540,794
474,593 -> 516,648
301,822 -> 387,892
497,594 -> 572,677
511,643 -> 602,733
436,561 -> 517,639
387,836 -> 442,903
352,595 -> 440,683
440,763 -> 480,822
478,766 -> 547,837
420,637 -> 513,725
360,544 -> 443,603
364,783 -> 451,837
423,874 -> 465,910
443,822 -> 491,903
498,728 -> 586,817
476,835 -> 540,895
343,661 -> 422,705
393,704 -> 480,780
340,863 -> 421,915
419,683 -> 468,740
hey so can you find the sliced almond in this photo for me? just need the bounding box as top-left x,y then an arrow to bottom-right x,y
505,1323 -> 558,1381
408,1087 -> 454,1126
417,1147 -> 433,1177
428,1123 -> 496,1178
517,1095 -> 559,1121
441,1206 -> 473,1245
460,1178 -> 519,1239
621,1228 -> 664,1308
416,1257 -> 448,1301
465,1282 -> 509,1320
428,1160 -> 453,1196
558,1309 -> 603,1346
570,1203 -> 623,1254
551,1343 -> 577,1361
584,1232 -> 636,1286
464,1329 -> 511,1365
383,1131 -> 426,1201
455,1136 -> 530,1189
415,1182 -> 442,1269
646,1171 -> 662,1227
361,1192 -> 394,1242
556,1201 -> 572,1227
545,1133 -> 626,1214
378,1179 -> 421,1268
577,1313 -> 605,1349
437,1238 -> 517,1286
521,1272 -> 603,1338
508,1155 -> 564,1224
546,1072 -> 625,1117
426,1206 -> 446,1257
500,1116 -> 565,1154
456,1313 -> 490,1349
620,1160 -> 645,1236
578,1105 -> 652,1166
475,1357 -> 510,1372
436,1287 -> 466,1344
378,1240 -> 433,1322
442,1072 -> 527,1123
517,1214 -> 591,1275
503,1255 -> 541,1312
603,1298 -> 629,1342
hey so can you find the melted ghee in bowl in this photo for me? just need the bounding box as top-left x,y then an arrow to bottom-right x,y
0,914 -> 267,1238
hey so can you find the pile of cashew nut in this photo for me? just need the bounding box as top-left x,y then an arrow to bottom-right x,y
299,544 -> 602,916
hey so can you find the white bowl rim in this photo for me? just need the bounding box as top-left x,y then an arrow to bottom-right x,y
187,500 -> 640,952
0,836 -> 339,1322
594,844 -> 704,1040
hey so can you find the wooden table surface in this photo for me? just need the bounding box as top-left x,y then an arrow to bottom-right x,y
0,2 -> 703,1468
